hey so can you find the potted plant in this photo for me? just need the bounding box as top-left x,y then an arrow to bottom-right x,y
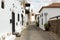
27,22 -> 29,25
36,22 -> 39,27
44,23 -> 50,31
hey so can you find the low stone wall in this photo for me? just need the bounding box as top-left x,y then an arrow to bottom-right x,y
48,19 -> 60,36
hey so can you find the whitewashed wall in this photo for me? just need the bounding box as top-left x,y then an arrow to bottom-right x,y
39,8 -> 60,30
0,0 -> 13,34
0,0 -> 27,36
13,0 -> 23,33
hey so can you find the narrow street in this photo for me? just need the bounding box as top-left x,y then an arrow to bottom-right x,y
0,0 -> 60,40
15,24 -> 55,40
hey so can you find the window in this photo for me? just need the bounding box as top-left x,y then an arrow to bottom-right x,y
41,18 -> 43,25
18,14 -> 20,21
25,9 -> 30,14
42,13 -> 43,17
25,3 -> 30,7
40,15 -> 41,17
22,10 -> 24,13
35,15 -> 37,19
21,14 -> 23,25
21,7 -> 23,9
1,1 -> 4,9
44,13 -> 48,23
12,3 -> 15,8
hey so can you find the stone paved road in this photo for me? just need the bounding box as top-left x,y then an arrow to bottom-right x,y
15,25 -> 55,40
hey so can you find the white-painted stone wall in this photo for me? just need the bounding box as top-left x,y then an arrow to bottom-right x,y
0,0 -> 27,38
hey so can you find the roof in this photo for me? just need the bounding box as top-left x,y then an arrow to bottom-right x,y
39,3 -> 60,13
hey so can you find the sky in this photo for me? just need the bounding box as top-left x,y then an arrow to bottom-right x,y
26,0 -> 60,14
19,0 -> 60,14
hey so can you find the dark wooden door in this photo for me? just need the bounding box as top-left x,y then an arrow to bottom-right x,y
12,12 -> 15,33
21,14 -> 23,25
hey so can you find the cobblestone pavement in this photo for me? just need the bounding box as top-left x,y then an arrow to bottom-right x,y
15,25 -> 56,40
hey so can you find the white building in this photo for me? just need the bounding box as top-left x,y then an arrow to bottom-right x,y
39,3 -> 60,30
0,0 -> 28,38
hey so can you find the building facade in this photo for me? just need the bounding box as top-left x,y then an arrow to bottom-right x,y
0,0 -> 29,37
39,3 -> 60,30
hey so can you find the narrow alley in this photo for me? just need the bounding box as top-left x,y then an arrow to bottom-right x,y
0,0 -> 60,40
15,23 -> 55,40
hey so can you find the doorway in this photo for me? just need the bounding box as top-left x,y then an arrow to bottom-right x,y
12,12 -> 15,33
21,14 -> 23,25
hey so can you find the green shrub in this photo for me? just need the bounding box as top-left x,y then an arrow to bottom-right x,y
44,23 -> 50,31
44,23 -> 49,28
36,22 -> 39,26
